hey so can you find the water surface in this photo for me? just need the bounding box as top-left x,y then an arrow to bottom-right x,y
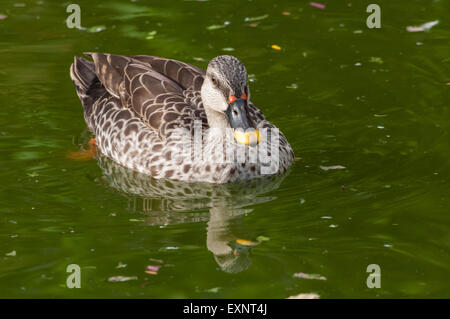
0,0 -> 449,298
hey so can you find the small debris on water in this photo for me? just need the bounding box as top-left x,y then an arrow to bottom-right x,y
286,83 -> 298,89
206,24 -> 227,31
146,30 -> 157,40
369,57 -> 383,64
244,14 -> 269,22
236,239 -> 259,246
406,20 -> 439,32
129,218 -> 144,222
320,165 -> 346,171
205,287 -> 221,293
108,276 -> 138,282
293,272 -> 326,280
145,265 -> 162,275
116,262 -> 127,269
87,25 -> 106,33
287,292 -> 320,299
256,235 -> 270,242
309,2 -> 326,10
149,258 -> 164,263
6,250 -> 16,257
271,44 -> 282,50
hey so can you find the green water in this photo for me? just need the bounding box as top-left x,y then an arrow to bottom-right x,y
0,0 -> 449,298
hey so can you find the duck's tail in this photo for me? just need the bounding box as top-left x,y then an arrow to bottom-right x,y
70,55 -> 105,130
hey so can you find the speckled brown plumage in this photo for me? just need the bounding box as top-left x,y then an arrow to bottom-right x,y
70,53 -> 294,183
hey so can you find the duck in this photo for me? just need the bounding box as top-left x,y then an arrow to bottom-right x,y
70,53 -> 294,183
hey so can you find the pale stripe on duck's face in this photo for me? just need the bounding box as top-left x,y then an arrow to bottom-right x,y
201,55 -> 259,146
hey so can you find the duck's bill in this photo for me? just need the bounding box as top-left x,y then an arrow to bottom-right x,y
226,98 -> 260,146
233,129 -> 260,146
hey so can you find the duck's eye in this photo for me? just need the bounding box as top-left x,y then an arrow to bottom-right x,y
211,77 -> 217,86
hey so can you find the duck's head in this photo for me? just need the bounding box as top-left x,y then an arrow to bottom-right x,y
201,55 -> 259,146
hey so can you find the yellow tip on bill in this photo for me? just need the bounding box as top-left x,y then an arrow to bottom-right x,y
233,129 -> 260,145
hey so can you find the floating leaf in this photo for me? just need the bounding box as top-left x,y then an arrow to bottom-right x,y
369,57 -> 383,64
286,83 -> 298,89
207,24 -> 226,31
222,47 -> 235,52
287,292 -> 320,299
27,172 -> 39,177
87,25 -> 106,33
256,236 -> 270,242
320,165 -> 346,171
66,150 -> 95,160
159,246 -> 179,251
149,258 -> 164,264
293,272 -> 326,280
236,239 -> 259,246
146,30 -> 157,40
6,250 -> 16,257
116,262 -> 127,269
271,44 -> 281,50
244,14 -> 269,22
108,276 -> 137,282
129,218 -> 144,222
145,265 -> 161,275
281,11 -> 291,16
205,287 -> 221,293
309,2 -> 326,10
406,20 -> 439,32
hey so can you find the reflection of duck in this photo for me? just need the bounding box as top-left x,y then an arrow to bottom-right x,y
70,53 -> 294,183
96,156 -> 289,273
207,206 -> 253,274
